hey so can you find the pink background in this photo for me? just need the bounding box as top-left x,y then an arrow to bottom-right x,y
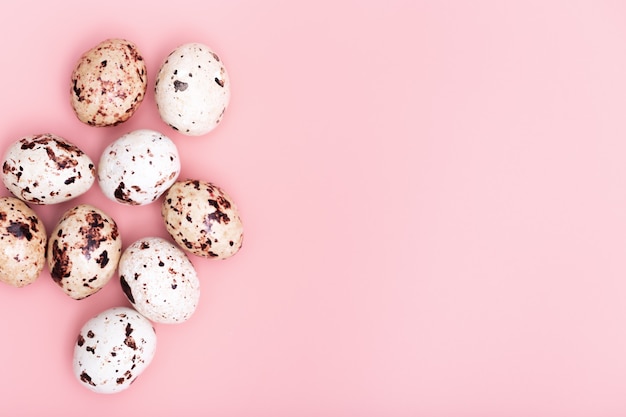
1,0 -> 626,415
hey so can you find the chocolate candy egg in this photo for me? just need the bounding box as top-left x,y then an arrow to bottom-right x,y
0,197 -> 46,287
73,306 -> 157,394
71,38 -> 147,126
47,204 -> 122,299
162,180 -> 243,259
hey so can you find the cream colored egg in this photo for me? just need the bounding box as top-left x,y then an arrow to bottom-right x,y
119,237 -> 200,324
2,133 -> 95,204
0,197 -> 46,287
47,204 -> 122,299
155,43 -> 230,136
162,180 -> 243,259
73,306 -> 157,394
71,38 -> 147,126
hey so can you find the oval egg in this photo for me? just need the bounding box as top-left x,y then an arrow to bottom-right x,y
71,38 -> 147,126
0,197 -> 46,287
162,180 -> 243,259
47,204 -> 122,299
73,306 -> 157,394
2,133 -> 95,204
98,129 -> 180,205
119,237 -> 200,324
155,42 -> 230,136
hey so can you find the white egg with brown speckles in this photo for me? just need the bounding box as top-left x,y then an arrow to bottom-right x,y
73,306 -> 157,394
162,180 -> 243,259
0,197 -> 46,287
98,129 -> 180,206
155,43 -> 230,136
1,133 -> 95,205
119,237 -> 200,324
71,38 -> 147,126
47,204 -> 122,300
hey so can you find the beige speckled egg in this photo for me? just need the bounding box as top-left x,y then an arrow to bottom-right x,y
73,306 -> 157,394
71,38 -> 147,127
119,237 -> 200,324
155,43 -> 230,136
1,133 -> 95,204
47,204 -> 122,299
0,197 -> 46,287
162,180 -> 243,259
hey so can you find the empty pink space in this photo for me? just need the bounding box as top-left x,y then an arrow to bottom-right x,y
0,0 -> 626,416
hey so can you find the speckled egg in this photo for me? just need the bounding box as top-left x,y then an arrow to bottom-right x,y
1,133 -> 95,204
119,237 -> 200,324
98,129 -> 180,206
0,197 -> 46,287
71,38 -> 147,126
162,180 -> 243,259
155,42 -> 230,136
73,306 -> 157,394
47,204 -> 122,300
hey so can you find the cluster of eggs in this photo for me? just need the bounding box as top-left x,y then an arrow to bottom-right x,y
0,39 -> 243,394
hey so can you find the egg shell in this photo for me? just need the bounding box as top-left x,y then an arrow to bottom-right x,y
162,180 -> 243,259
155,42 -> 230,136
119,237 -> 200,324
98,129 -> 180,206
73,306 -> 157,394
70,38 -> 147,127
1,133 -> 95,205
47,204 -> 122,299
0,197 -> 46,287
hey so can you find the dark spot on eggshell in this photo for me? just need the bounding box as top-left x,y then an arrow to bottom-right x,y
80,371 -> 96,386
173,80 -> 188,92
125,322 -> 133,337
87,330 -> 94,338
73,79 -> 82,101
96,250 -> 109,268
27,216 -> 39,233
206,209 -> 230,225
215,77 -> 225,87
113,181 -> 138,204
124,334 -> 137,350
77,334 -> 85,347
51,240 -> 72,282
120,276 -> 135,303
7,221 -> 33,241
79,211 -> 109,260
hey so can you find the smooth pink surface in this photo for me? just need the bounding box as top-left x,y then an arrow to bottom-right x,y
1,0 -> 626,415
